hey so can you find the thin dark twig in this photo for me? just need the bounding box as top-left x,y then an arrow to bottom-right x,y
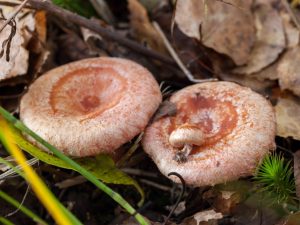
0,8 -> 17,61
0,0 -> 29,33
163,172 -> 186,225
26,0 -> 175,65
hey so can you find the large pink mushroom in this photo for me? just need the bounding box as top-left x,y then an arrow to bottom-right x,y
142,81 -> 276,186
20,57 -> 162,157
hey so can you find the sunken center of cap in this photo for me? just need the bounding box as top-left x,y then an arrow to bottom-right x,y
80,95 -> 101,111
50,67 -> 127,119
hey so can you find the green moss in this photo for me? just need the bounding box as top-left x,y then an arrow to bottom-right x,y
253,153 -> 296,206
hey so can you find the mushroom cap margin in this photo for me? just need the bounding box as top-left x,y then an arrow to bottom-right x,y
142,81 -> 276,186
20,57 -> 162,157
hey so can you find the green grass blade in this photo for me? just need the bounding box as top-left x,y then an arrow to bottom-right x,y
0,217 -> 14,225
0,157 -> 25,179
0,107 -> 149,225
9,127 -> 144,204
0,117 -> 83,225
0,190 -> 48,225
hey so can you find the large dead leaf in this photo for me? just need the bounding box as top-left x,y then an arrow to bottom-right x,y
0,9 -> 35,81
233,2 -> 285,74
175,0 -> 255,66
275,95 -> 300,140
278,46 -> 300,96
128,0 -> 166,54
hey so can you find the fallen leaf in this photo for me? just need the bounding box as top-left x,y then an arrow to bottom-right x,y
193,210 -> 223,224
275,211 -> 300,225
128,0 -> 167,54
181,209 -> 223,225
278,46 -> 300,96
175,0 -> 255,66
233,2 -> 285,74
249,60 -> 279,80
80,25 -> 108,56
281,11 -> 299,48
34,10 -> 47,43
174,0 -> 205,40
275,95 -> 300,140
219,72 -> 275,94
293,150 -> 300,199
0,8 -> 35,81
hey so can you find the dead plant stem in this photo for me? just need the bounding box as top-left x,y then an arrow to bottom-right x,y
153,21 -> 217,83
0,0 -> 29,33
24,0 -> 175,65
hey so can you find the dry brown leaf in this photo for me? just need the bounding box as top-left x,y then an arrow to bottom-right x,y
275,211 -> 300,225
175,0 -> 255,66
219,72 -> 275,94
281,11 -> 299,48
293,150 -> 300,199
80,26 -> 108,56
249,61 -> 279,80
174,0 -> 205,40
0,10 -> 35,81
181,209 -> 223,225
128,0 -> 166,54
250,9 -> 300,81
35,10 -> 47,43
278,46 -> 300,96
233,2 -> 285,74
275,95 -> 300,140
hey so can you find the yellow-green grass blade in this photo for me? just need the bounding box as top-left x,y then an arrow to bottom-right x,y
9,124 -> 144,205
0,107 -> 149,225
0,117 -> 82,225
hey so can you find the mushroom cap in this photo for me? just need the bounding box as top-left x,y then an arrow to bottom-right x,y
142,81 -> 276,186
20,57 -> 162,157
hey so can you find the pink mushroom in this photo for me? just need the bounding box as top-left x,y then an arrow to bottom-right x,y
142,81 -> 276,186
20,57 -> 162,157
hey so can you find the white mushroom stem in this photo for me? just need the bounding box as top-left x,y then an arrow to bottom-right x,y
169,124 -> 205,163
169,124 -> 205,148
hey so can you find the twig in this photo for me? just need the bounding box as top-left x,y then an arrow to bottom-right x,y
121,168 -> 158,178
153,21 -> 217,83
139,179 -> 172,192
0,0 -> 29,33
24,0 -> 175,66
6,184 -> 30,217
163,172 -> 186,225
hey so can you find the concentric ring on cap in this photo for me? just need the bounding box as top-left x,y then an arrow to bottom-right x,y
20,57 -> 162,157
142,81 -> 276,186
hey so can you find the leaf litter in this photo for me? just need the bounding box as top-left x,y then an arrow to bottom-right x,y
1,0 -> 300,224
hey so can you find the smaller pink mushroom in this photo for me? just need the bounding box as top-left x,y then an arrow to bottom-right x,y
142,81 -> 276,186
20,57 -> 162,157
